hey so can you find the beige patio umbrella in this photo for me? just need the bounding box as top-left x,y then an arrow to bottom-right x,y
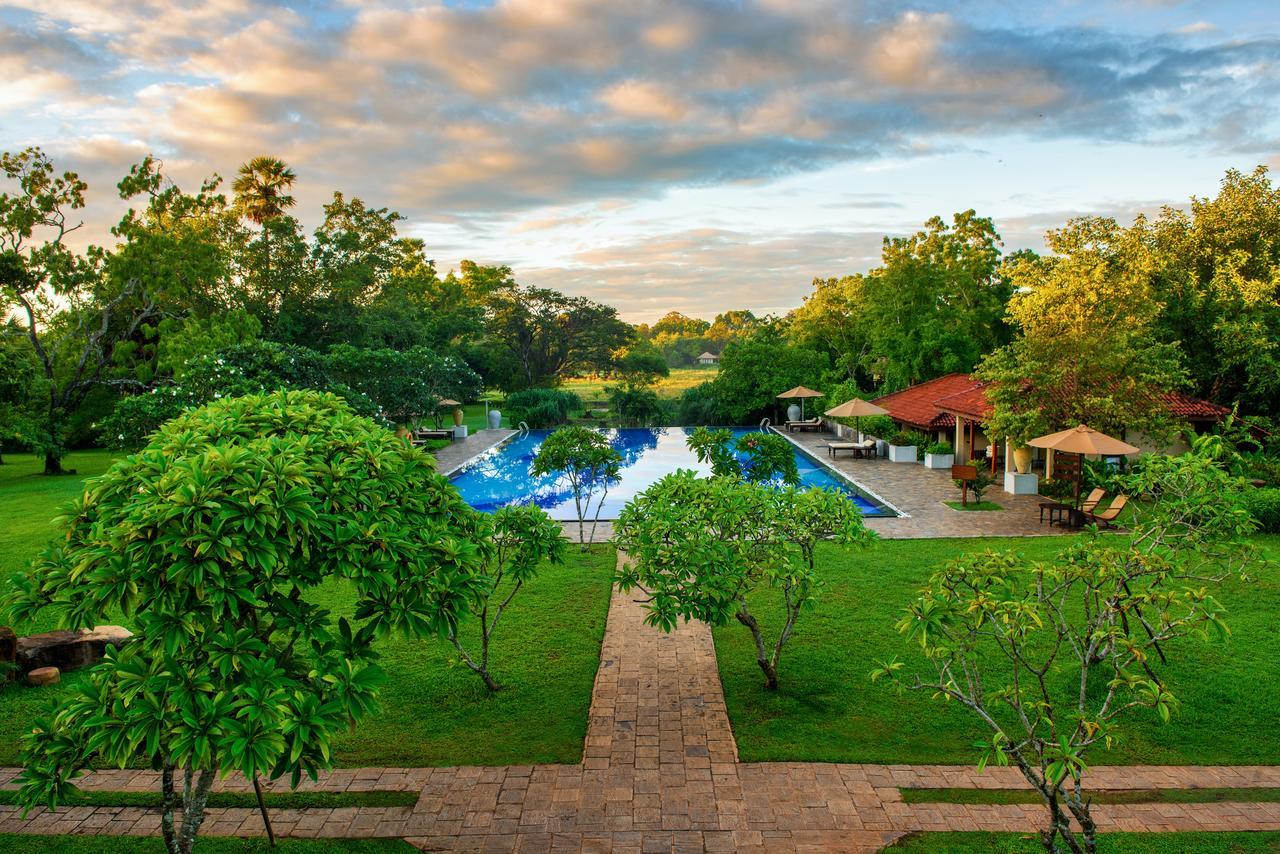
436,398 -> 462,429
824,398 -> 888,439
777,386 -> 823,420
1028,424 -> 1139,507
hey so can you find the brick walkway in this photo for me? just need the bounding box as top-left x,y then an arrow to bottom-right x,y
1,555 -> 1276,850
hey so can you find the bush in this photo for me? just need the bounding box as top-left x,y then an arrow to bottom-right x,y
505,388 -> 581,428
857,415 -> 896,439
607,385 -> 666,427
675,382 -> 723,426
955,459 -> 996,504
924,440 -> 954,456
1039,477 -> 1076,502
889,429 -> 927,447
1244,454 -> 1280,487
1243,487 -> 1280,533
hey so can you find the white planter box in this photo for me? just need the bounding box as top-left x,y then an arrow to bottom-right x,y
924,452 -> 954,470
1004,471 -> 1039,495
453,425 -> 469,439
888,444 -> 917,463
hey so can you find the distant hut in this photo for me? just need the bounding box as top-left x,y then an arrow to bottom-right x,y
697,351 -> 719,366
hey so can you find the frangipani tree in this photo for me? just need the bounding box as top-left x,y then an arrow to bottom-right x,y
687,427 -> 799,485
7,390 -> 490,854
439,504 -> 568,691
616,472 -> 874,689
530,426 -> 621,546
873,447 -> 1258,854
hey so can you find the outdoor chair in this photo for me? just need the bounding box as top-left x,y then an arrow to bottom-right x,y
786,417 -> 823,432
826,439 -> 874,458
1080,488 -> 1106,514
1086,494 -> 1128,528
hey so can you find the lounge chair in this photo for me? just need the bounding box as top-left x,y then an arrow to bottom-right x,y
1086,494 -> 1128,528
826,439 -> 875,458
1080,488 -> 1106,514
412,428 -> 454,445
786,417 -> 823,433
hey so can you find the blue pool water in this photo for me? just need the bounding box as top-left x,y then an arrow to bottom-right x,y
448,427 -> 894,521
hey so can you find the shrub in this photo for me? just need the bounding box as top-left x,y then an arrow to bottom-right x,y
889,429 -> 927,447
857,414 -> 896,439
607,385 -> 666,427
924,440 -> 954,456
955,459 -> 996,504
505,388 -> 581,428
1039,477 -> 1076,502
1243,487 -> 1280,533
675,382 -> 723,426
6,390 -> 488,853
687,427 -> 798,485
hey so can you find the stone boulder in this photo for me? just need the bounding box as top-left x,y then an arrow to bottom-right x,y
27,666 -> 59,687
17,626 -> 134,673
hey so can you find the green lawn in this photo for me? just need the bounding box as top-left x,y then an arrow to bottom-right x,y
900,787 -> 1280,805
0,452 -> 614,767
715,535 -> 1280,765
0,838 -> 415,854
886,832 -> 1280,853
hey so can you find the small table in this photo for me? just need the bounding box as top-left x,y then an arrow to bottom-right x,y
1039,501 -> 1080,527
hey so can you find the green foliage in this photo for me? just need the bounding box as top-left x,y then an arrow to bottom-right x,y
612,344 -> 669,388
857,415 -> 896,439
615,472 -> 875,689
858,211 -> 1011,390
505,388 -> 582,428
888,429 -> 927,447
709,335 -> 822,424
687,427 -> 799,485
436,504 -> 568,690
674,382 -> 723,426
323,344 -> 481,426
875,448 -> 1259,854
606,385 -> 667,427
924,440 -> 954,456
1038,477 -> 1076,502
530,426 -> 622,545
1244,490 -> 1280,533
5,390 -> 490,853
99,341 -> 380,449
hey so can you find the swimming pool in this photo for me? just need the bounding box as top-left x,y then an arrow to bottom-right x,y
447,427 -> 896,520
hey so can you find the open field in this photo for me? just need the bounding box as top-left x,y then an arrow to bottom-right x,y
0,453 -> 614,767
560,367 -> 718,401
715,535 -> 1280,765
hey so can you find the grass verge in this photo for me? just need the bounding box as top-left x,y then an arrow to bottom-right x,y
943,500 -> 1002,511
0,789 -> 417,810
885,831 -> 1280,852
900,787 -> 1280,805
0,837 -> 416,854
715,535 -> 1280,765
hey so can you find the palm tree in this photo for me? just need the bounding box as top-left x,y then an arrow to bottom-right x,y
233,156 -> 297,322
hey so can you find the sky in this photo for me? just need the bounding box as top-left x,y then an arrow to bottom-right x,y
2,0 -> 1279,322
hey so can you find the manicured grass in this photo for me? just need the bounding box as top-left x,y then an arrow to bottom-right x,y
0,789 -> 417,809
0,452 -> 614,767
900,787 -> 1280,805
561,367 -> 717,402
715,535 -> 1280,765
943,500 -> 1002,511
885,831 -> 1280,852
0,837 -> 415,854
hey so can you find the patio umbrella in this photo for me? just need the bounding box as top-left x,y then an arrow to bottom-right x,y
824,398 -> 888,440
777,386 -> 822,421
1028,424 -> 1139,507
435,399 -> 462,429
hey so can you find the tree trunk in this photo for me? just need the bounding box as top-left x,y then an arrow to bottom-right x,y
734,607 -> 779,690
160,764 -> 180,854
253,773 -> 276,846
43,449 -> 63,476
178,768 -> 216,854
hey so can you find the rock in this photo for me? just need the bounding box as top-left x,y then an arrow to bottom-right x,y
17,625 -> 134,673
0,626 -> 15,681
27,667 -> 59,686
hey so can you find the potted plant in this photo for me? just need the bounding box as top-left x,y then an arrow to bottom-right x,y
887,429 -> 926,464
923,440 -> 955,470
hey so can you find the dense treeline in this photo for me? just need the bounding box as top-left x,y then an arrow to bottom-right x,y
0,149 -> 633,472
3,147 -> 1278,473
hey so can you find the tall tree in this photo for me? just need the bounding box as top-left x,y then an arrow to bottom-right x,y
232,156 -> 298,330
786,274 -> 872,386
977,217 -> 1187,445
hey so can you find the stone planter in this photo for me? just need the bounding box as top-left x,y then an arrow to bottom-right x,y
487,409 -> 502,429
924,452 -> 954,470
786,403 -> 802,422
887,444 -> 918,463
1004,471 -> 1039,495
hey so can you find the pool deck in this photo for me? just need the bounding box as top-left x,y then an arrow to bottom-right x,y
778,428 -> 1068,539
431,428 -> 515,476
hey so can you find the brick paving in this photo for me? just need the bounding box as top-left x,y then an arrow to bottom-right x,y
779,428 -> 1071,539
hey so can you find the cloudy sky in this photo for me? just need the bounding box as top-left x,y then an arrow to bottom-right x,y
3,0 -> 1279,322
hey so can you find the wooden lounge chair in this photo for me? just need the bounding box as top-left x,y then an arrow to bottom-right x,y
1080,488 -> 1106,514
412,428 -> 454,446
786,417 -> 823,433
826,439 -> 875,458
1086,494 -> 1128,528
